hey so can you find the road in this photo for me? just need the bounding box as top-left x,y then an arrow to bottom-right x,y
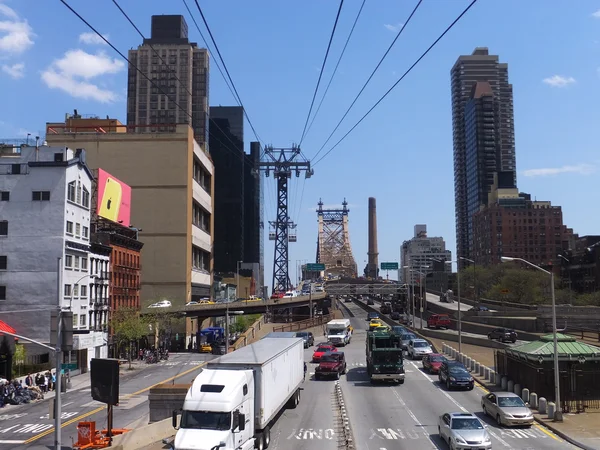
0,352 -> 215,450
267,301 -> 574,450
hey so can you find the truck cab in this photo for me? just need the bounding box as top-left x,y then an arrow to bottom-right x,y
325,319 -> 352,346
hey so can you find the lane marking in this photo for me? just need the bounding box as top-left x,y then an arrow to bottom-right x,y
62,402 -> 74,407
23,360 -> 208,444
0,440 -> 26,444
390,388 -> 439,449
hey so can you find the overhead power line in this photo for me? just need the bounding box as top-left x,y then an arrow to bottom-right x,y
299,0 -> 345,147
313,0 -> 479,167
191,0 -> 263,145
311,0 -> 423,162
303,0 -> 367,141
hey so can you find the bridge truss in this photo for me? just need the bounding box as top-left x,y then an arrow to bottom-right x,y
316,199 -> 357,278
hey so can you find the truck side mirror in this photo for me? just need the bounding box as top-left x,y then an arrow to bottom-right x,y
239,413 -> 246,431
232,410 -> 239,430
172,410 -> 180,429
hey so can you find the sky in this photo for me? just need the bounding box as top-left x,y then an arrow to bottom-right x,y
1,0 -> 600,289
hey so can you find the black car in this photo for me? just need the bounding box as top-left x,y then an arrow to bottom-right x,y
296,331 -> 314,348
367,311 -> 380,321
470,305 -> 490,312
390,311 -> 401,320
367,299 -> 375,306
439,361 -> 473,390
488,327 -> 518,343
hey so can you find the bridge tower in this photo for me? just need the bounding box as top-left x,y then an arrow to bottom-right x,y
261,145 -> 313,293
316,199 -> 358,278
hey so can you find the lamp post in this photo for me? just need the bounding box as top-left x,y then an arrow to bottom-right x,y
225,308 -> 244,354
460,257 -> 477,302
501,256 -> 562,422
236,261 -> 242,302
402,265 -> 415,327
414,270 -> 428,330
557,254 -> 571,291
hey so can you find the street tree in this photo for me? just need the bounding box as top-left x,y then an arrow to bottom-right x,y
110,307 -> 147,369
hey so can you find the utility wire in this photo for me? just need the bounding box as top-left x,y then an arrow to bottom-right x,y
303,0 -> 367,141
311,0 -> 423,161
313,0 -> 479,167
299,0 -> 345,147
191,0 -> 263,145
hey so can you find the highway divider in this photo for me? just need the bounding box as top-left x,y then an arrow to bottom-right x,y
111,416 -> 176,450
272,313 -> 336,333
333,380 -> 355,449
232,315 -> 267,351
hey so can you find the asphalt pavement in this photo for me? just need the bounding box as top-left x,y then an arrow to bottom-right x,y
0,352 -> 215,450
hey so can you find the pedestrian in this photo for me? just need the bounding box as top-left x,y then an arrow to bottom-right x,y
25,374 -> 32,387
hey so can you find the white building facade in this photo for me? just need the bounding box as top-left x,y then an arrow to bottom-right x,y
0,144 -> 107,368
400,224 -> 452,284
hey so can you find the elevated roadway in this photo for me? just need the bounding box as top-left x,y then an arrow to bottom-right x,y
265,301 -> 571,450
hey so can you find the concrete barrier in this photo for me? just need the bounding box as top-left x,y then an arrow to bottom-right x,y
530,392 -> 538,409
507,379 -> 514,392
539,397 -> 547,414
112,416 -> 177,450
514,383 -> 521,397
148,384 -> 191,423
522,388 -> 530,403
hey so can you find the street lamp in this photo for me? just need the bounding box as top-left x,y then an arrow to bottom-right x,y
557,254 -> 571,291
414,270 -> 428,330
500,256 -> 562,422
402,265 -> 415,327
225,309 -> 244,354
441,260 -> 462,353
236,261 -> 243,302
460,257 -> 477,302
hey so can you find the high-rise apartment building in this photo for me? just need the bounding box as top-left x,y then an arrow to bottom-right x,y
209,106 -> 245,274
127,15 -> 209,146
245,141 -> 265,290
400,225 -> 452,284
451,47 -> 516,265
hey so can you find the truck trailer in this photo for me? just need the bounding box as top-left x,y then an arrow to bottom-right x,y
172,337 -> 304,450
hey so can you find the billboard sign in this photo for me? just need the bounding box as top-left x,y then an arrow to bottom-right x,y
97,169 -> 131,226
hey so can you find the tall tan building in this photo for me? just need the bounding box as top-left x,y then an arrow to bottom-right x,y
127,15 -> 209,147
46,118 -> 214,308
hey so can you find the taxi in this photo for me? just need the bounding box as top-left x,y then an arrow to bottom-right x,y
369,319 -> 385,331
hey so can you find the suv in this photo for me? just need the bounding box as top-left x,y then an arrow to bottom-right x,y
438,361 -> 474,390
427,314 -> 451,329
296,331 -> 314,348
488,328 -> 518,343
315,352 -> 346,380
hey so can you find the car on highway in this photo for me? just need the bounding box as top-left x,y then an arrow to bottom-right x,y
422,353 -> 447,374
314,352 -> 347,380
312,343 -> 337,362
427,314 -> 451,329
390,311 -> 402,321
366,298 -> 375,305
400,332 -> 417,350
470,305 -> 490,312
438,412 -> 492,450
391,325 -> 406,336
295,331 -> 314,348
369,319 -> 385,331
367,311 -> 380,321
488,327 -> 518,343
407,339 -> 434,359
481,392 -> 534,427
439,362 -> 474,390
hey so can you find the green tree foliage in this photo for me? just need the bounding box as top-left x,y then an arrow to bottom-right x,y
14,343 -> 26,366
110,307 -> 147,369
144,306 -> 184,349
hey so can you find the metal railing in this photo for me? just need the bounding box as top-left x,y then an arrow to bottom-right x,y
272,314 -> 335,333
563,326 -> 600,343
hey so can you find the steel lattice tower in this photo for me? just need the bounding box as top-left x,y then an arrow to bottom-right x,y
261,145 -> 313,293
316,199 -> 357,278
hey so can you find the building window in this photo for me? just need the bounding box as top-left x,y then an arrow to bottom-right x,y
81,285 -> 87,297
0,256 -> 5,270
64,284 -> 72,297
65,255 -> 73,268
0,286 -> 5,300
192,245 -> 210,272
76,182 -> 82,204
72,314 -> 78,328
0,191 -> 9,201
81,257 -> 88,270
80,315 -> 86,326
73,284 -> 79,296
66,221 -> 73,234
74,256 -> 80,269
82,187 -> 90,208
82,226 -> 89,239
0,221 -> 7,236
67,181 -> 76,202
32,191 -> 51,201
75,223 -> 81,237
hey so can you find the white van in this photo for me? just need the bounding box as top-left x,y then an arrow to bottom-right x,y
325,319 -> 352,346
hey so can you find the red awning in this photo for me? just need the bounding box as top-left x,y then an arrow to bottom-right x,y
0,320 -> 16,334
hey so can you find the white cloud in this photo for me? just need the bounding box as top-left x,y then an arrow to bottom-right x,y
78,32 -> 109,45
0,3 -> 34,54
1,62 -> 24,79
41,49 -> 125,103
522,164 -> 595,177
384,22 -> 403,32
592,9 -> 600,18
542,75 -> 576,87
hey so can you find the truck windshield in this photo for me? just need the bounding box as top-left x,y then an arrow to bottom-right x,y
327,329 -> 345,335
180,410 -> 231,431
373,352 -> 402,364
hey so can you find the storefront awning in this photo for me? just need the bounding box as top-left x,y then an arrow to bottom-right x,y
0,320 -> 17,335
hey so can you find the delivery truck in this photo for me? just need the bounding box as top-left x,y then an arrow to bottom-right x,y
172,337 -> 304,450
325,318 -> 353,346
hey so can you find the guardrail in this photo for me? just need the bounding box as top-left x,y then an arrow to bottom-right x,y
426,289 -> 536,310
272,314 -> 335,333
232,315 -> 266,351
563,327 -> 600,343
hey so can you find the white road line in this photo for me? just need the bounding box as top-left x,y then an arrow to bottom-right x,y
0,440 -> 26,444
62,402 -> 74,407
144,374 -> 152,378
390,388 -> 439,449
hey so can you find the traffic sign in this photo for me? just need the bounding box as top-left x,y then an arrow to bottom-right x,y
61,363 -> 77,371
381,262 -> 399,271
306,263 -> 325,271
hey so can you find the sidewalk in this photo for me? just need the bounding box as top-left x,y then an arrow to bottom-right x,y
435,339 -> 600,450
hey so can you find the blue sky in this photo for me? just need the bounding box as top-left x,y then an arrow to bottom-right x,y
1,0 -> 600,287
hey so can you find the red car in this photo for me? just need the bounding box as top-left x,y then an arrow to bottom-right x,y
427,314 -> 452,329
312,343 -> 337,363
422,353 -> 447,374
315,352 -> 347,380
270,292 -> 285,300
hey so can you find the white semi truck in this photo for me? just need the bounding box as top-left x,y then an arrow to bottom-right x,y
172,337 -> 304,450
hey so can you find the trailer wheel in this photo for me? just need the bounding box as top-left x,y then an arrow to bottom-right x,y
264,426 -> 271,448
255,433 -> 265,450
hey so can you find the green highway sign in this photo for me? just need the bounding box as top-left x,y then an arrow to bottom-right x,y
381,262 -> 399,271
61,363 -> 77,371
306,263 -> 325,271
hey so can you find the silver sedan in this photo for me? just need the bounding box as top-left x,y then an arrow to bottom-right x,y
438,412 -> 492,450
481,392 -> 534,426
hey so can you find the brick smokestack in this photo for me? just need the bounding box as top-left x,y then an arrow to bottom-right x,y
365,197 -> 379,278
